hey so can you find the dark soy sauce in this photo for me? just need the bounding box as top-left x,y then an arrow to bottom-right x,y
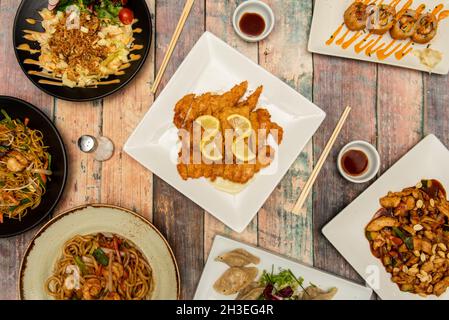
341,149 -> 369,176
239,12 -> 266,37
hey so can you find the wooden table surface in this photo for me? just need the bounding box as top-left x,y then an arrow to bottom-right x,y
1,0 -> 448,300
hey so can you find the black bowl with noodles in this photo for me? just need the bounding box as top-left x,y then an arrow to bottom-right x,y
0,96 -> 67,237
13,0 -> 152,102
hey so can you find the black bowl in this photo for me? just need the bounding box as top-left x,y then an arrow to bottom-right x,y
0,96 -> 67,237
13,0 -> 152,102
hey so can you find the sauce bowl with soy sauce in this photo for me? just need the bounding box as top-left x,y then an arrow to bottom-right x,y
232,0 -> 275,42
337,140 -> 381,184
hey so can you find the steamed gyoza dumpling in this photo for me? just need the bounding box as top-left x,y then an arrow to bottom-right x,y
213,267 -> 259,295
215,249 -> 260,267
236,282 -> 265,300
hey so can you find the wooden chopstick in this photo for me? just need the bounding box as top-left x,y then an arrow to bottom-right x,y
292,106 -> 352,215
150,0 -> 195,95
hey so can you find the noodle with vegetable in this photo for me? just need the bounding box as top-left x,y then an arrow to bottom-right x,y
45,233 -> 154,300
0,109 -> 51,223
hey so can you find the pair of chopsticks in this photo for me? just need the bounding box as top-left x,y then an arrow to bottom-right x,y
150,0 -> 195,95
292,106 -> 352,215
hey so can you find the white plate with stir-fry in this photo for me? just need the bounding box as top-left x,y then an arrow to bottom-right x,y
194,235 -> 373,300
19,205 -> 180,300
323,134 -> 449,299
309,0 -> 449,74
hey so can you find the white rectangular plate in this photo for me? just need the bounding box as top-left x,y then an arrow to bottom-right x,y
194,235 -> 373,300
323,134 -> 449,300
124,32 -> 325,233
309,0 -> 449,74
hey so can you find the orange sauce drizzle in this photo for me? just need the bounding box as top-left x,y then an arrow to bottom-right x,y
432,4 -> 444,16
129,54 -> 141,62
394,40 -> 413,60
23,59 -> 40,66
377,40 -> 402,60
336,29 -> 350,46
28,70 -> 58,79
17,43 -> 40,54
342,31 -> 362,49
396,0 -> 413,18
95,79 -> 121,85
325,0 -> 449,62
131,44 -> 144,51
326,24 -> 344,45
38,79 -> 121,87
439,10 -> 449,21
119,63 -> 131,71
415,4 -> 426,15
354,33 -> 374,53
133,28 -> 142,33
38,80 -> 63,86
365,36 -> 386,56
390,0 -> 401,8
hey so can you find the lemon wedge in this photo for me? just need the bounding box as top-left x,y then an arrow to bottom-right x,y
195,115 -> 220,140
227,114 -> 252,139
201,138 -> 223,161
232,139 -> 256,162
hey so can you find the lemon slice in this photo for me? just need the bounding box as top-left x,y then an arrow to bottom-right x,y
227,114 -> 252,139
201,138 -> 223,161
232,139 -> 256,162
195,115 -> 220,140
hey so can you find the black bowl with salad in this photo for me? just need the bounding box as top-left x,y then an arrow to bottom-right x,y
13,0 -> 152,101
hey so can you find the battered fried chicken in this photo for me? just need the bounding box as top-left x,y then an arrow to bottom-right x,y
174,81 -> 284,185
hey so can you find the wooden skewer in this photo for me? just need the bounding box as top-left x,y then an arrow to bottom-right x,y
292,106 -> 352,215
150,0 -> 195,95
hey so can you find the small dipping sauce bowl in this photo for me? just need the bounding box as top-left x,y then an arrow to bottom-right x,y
232,0 -> 275,42
337,140 -> 380,184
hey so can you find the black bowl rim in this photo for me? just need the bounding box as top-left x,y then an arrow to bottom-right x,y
12,0 -> 153,102
0,95 -> 68,238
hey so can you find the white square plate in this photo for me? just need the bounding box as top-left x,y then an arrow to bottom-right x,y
309,0 -> 449,74
193,235 -> 373,300
124,32 -> 325,233
323,134 -> 449,300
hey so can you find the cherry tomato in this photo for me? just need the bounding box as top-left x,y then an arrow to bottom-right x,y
119,7 -> 134,25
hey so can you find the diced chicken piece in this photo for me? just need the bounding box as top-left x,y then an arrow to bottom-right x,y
380,196 -> 401,208
405,196 -> 416,210
434,277 -> 449,296
366,216 -> 399,232
421,240 -> 432,254
437,202 -> 449,219
421,261 -> 434,273
413,238 -> 422,251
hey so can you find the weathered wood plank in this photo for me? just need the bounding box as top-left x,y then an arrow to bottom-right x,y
53,101 -> 102,212
0,0 -> 54,300
203,0 -> 258,259
377,66 -> 423,173
313,56 -> 377,282
424,74 -> 449,145
257,0 -> 314,264
101,0 -> 155,221
152,0 -> 205,300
